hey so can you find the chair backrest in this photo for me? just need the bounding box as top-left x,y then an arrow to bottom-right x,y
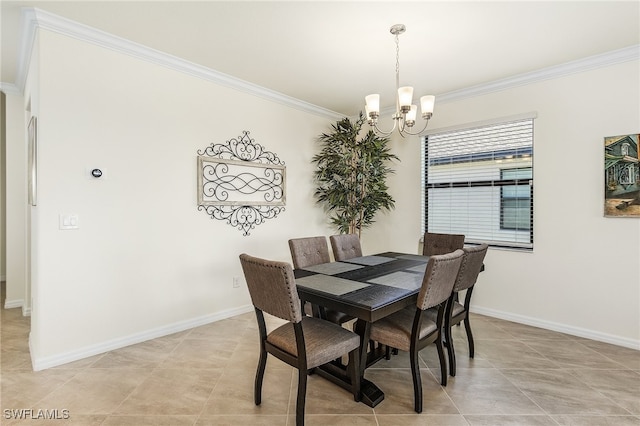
239,253 -> 303,323
330,234 -> 362,261
417,249 -> 464,311
454,244 -> 488,292
423,232 -> 465,256
288,236 -> 331,269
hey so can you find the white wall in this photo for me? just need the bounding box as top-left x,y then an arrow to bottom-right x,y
19,23 -> 640,370
4,91 -> 27,309
29,29 -> 340,369
375,60 -> 640,348
1,93 -> 5,282
360,130 -> 425,255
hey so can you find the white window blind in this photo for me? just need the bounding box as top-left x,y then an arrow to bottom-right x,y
423,118 -> 534,250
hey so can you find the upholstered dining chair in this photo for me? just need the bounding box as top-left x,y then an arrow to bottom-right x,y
368,249 -> 464,413
329,234 -> 362,261
442,243 -> 488,377
422,232 -> 465,256
288,236 -> 354,325
288,236 -> 331,269
239,253 -> 361,426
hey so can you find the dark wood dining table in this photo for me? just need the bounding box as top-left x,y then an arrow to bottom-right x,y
294,251 -> 431,407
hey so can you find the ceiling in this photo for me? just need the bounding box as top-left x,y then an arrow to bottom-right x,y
2,1 -> 639,117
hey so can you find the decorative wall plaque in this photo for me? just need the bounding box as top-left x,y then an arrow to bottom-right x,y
197,131 -> 286,235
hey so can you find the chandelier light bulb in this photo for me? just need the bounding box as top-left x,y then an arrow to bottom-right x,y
397,86 -> 414,112
420,95 -> 435,118
405,105 -> 417,126
365,94 -> 380,118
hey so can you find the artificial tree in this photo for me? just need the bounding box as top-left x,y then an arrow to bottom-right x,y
312,112 -> 398,238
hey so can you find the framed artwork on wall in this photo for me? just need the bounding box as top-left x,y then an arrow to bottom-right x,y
604,133 -> 639,217
28,116 -> 37,206
196,131 -> 286,236
197,157 -> 286,208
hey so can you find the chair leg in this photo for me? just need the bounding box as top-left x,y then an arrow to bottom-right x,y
296,369 -> 307,426
385,345 -> 391,360
254,349 -> 267,405
435,335 -> 447,387
444,323 -> 457,377
409,346 -> 423,413
348,349 -> 361,402
463,316 -> 475,358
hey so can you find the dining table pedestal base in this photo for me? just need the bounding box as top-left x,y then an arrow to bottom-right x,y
313,362 -> 385,407
360,378 -> 384,407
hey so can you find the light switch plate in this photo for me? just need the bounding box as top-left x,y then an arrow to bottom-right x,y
59,214 -> 79,230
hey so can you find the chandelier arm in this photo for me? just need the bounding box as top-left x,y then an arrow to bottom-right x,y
372,119 -> 398,137
398,115 -> 407,136
399,119 -> 431,136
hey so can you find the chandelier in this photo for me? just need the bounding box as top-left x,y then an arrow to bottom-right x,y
365,24 -> 435,137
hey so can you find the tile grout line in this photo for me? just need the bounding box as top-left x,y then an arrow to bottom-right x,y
3,297 -> 638,425
105,330 -> 188,423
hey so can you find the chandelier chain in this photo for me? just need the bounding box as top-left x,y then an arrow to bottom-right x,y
395,33 -> 400,92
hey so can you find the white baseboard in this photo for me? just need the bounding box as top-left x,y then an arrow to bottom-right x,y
471,305 -> 640,350
31,304 -> 254,371
4,299 -> 23,309
28,302 -> 638,371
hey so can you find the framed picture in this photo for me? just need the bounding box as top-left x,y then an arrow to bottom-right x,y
197,156 -> 286,207
28,116 -> 37,206
196,130 -> 286,236
604,133 -> 639,217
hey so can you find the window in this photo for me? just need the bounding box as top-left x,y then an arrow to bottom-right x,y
621,143 -> 629,156
423,116 -> 534,250
619,165 -> 633,184
501,168 -> 532,231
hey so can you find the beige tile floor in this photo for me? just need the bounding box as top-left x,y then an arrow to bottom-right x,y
1,282 -> 639,425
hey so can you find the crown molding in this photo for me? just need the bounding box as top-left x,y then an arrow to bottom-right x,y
437,44 -> 640,103
11,8 -> 37,93
10,8 -> 344,120
6,8 -> 639,115
0,82 -> 21,95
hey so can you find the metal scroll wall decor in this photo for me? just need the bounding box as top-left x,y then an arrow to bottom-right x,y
197,131 -> 286,236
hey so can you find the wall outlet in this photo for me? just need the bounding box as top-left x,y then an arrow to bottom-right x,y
232,277 -> 241,288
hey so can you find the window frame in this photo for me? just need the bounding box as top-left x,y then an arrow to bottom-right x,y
499,167 -> 533,231
422,114 -> 535,251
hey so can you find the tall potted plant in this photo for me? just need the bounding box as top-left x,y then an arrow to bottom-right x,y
312,113 -> 399,237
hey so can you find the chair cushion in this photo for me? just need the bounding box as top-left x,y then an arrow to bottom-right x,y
369,307 -> 438,352
267,317 -> 360,368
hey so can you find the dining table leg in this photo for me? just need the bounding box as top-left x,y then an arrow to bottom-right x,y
354,319 -> 385,407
